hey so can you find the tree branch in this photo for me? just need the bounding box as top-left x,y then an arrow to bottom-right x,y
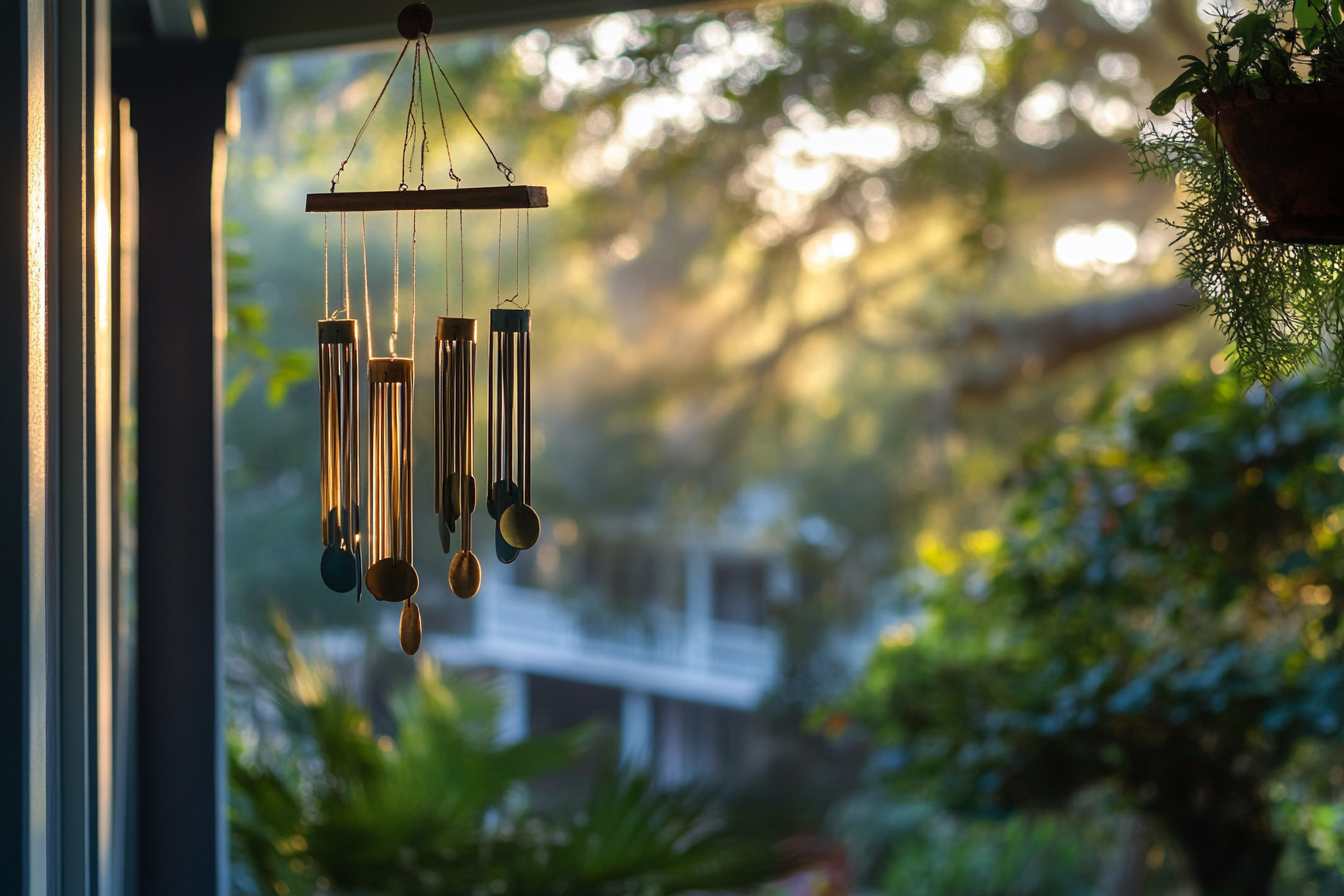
945,282 -> 1198,400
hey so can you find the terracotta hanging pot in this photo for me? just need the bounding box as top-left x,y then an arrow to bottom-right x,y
1195,84 -> 1344,244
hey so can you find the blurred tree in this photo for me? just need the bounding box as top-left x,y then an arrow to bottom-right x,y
843,369 -> 1344,895
229,619 -> 800,896
509,0 -> 1210,511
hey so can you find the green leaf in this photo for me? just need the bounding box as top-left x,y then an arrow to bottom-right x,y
1231,11 -> 1275,43
265,350 -> 316,406
1149,71 -> 1200,116
225,366 -> 255,409
1297,0 -> 1325,49
1210,63 -> 1230,92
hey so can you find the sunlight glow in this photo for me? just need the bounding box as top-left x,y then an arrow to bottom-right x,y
964,18 -> 1013,51
535,16 -> 790,186
1014,81 -> 1073,147
920,52 -> 986,103
743,97 -> 922,245
801,222 -> 862,270
1083,0 -> 1153,31
1053,221 -> 1140,271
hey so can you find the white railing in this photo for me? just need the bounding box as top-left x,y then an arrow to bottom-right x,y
425,583 -> 780,709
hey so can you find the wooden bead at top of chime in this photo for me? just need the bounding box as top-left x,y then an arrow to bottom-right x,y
304,0 -> 549,655
436,317 -> 482,598
489,308 -> 540,562
318,318 -> 362,597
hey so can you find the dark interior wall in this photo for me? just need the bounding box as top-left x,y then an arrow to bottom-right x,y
113,40 -> 240,896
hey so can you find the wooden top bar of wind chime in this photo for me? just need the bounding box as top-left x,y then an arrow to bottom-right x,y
306,185 -> 548,213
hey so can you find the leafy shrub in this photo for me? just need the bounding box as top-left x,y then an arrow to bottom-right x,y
229,621 -> 796,896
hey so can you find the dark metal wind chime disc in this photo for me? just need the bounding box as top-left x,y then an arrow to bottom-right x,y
305,0 -> 550,657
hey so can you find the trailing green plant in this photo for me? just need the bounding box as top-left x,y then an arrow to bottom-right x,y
1132,0 -> 1344,387
1130,111 -> 1344,386
229,619 -> 798,896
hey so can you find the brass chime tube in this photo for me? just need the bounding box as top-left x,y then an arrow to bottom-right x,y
318,319 -> 361,594
437,317 -> 481,597
366,358 -> 418,601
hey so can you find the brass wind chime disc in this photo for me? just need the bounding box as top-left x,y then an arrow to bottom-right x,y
488,308 -> 540,561
436,317 -> 483,598
318,319 -> 362,596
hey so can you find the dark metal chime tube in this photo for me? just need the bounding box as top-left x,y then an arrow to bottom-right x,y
366,357 -> 422,654
436,317 -> 482,598
489,308 -> 540,562
318,319 -> 362,597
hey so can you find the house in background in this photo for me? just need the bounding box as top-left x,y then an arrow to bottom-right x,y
367,526 -> 792,786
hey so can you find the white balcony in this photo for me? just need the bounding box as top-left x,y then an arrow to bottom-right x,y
422,581 -> 780,711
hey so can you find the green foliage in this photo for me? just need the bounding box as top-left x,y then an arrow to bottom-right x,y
1131,113 -> 1344,386
225,222 -> 315,409
881,813 -> 1107,896
829,791 -> 1122,895
845,369 -> 1344,895
1149,1 -> 1344,115
229,620 -> 795,896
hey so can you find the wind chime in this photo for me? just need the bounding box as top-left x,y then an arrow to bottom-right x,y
308,0 -> 548,654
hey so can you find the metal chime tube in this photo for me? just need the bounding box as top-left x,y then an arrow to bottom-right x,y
490,308 -> 540,560
436,317 -> 481,598
366,357 -> 421,653
318,320 -> 361,595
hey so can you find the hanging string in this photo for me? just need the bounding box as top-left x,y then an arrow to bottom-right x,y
340,212 -> 350,318
362,212 -> 373,350
329,41 -> 412,192
392,211 -> 401,357
329,30 -> 520,193
423,38 -> 461,186
324,213 -> 330,318
525,210 -> 531,309
495,210 -> 503,308
400,40 -> 421,191
442,209 -> 464,317
424,41 -> 516,184
512,209 -> 521,305
416,39 -> 430,190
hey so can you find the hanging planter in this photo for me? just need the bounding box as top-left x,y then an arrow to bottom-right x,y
1132,1 -> 1344,384
1193,85 -> 1344,244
